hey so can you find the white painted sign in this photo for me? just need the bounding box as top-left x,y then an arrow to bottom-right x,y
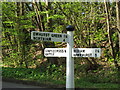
72,48 -> 101,57
31,25 -> 102,89
44,48 -> 67,57
44,48 -> 101,57
31,31 -> 68,42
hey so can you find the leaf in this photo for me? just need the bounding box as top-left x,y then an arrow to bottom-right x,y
48,14 -> 65,19
38,11 -> 49,15
3,21 -> 14,24
26,11 -> 36,17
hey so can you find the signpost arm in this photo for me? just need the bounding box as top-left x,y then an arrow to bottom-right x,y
66,25 -> 74,89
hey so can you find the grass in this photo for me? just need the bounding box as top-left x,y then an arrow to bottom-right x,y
2,67 -> 119,88
75,81 -> 119,88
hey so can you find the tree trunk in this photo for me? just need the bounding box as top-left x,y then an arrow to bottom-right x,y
116,0 -> 120,54
45,1 -> 58,65
104,0 -> 120,72
116,0 -> 120,84
16,2 -> 23,67
16,2 -> 29,68
104,1 -> 115,58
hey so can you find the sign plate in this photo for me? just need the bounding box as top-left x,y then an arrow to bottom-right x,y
31,31 -> 68,42
72,48 -> 101,57
44,48 -> 67,57
44,48 -> 101,57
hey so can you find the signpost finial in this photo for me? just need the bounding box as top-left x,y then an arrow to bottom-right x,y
66,25 -> 74,31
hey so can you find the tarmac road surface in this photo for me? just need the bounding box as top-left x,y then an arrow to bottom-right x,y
1,81 -> 65,90
2,81 -> 43,88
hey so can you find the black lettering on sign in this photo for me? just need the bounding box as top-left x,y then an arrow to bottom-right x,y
81,54 -> 83,57
39,33 -> 42,36
95,54 -> 97,57
59,50 -> 61,52
43,33 -> 45,36
43,33 -> 46,36
51,34 -> 54,37
49,38 -> 51,40
44,33 -> 50,37
55,50 -> 57,52
47,33 -> 50,37
33,32 -> 50,37
64,50 -> 66,53
39,33 -> 43,36
51,53 -> 54,55
74,49 -> 79,53
59,34 -> 62,38
74,50 -> 76,53
51,34 -> 62,38
64,35 -> 67,38
74,49 -> 85,53
49,50 -> 52,52
74,53 -> 93,57
33,37 -> 52,41
90,53 -> 92,56
85,54 -> 91,57
38,37 -> 40,40
46,53 -> 54,56
43,38 -> 44,40
86,54 -> 89,57
36,33 -> 39,35
95,49 -> 99,53
33,32 -> 36,36
38,33 -> 48,37
83,50 -> 85,52
33,37 -> 36,40
74,54 -> 78,56
50,49 -> 66,53
63,39 -> 65,42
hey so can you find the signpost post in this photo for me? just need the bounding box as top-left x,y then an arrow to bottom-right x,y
31,25 -> 101,89
66,25 -> 74,89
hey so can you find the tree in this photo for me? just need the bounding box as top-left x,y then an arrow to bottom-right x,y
2,2 -> 119,72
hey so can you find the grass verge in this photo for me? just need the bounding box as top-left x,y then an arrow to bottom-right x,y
2,67 -> 119,89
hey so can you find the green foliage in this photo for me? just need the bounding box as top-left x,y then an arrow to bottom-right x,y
2,2 -> 119,66
2,67 -> 119,88
48,15 -> 65,20
2,2 -> 120,88
2,65 -> 65,80
2,66 -> 66,86
75,80 -> 118,88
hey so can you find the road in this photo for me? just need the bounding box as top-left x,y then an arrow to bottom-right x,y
1,81 -> 65,90
2,81 -> 43,88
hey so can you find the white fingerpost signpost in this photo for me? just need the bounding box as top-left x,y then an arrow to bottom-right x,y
31,25 -> 101,89
66,25 -> 74,89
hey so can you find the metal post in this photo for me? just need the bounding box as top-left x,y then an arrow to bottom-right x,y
66,25 -> 74,89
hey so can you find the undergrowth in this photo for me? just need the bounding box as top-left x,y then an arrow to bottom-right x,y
2,64 -> 119,88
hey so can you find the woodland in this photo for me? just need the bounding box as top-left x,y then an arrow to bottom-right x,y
1,1 -> 120,88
